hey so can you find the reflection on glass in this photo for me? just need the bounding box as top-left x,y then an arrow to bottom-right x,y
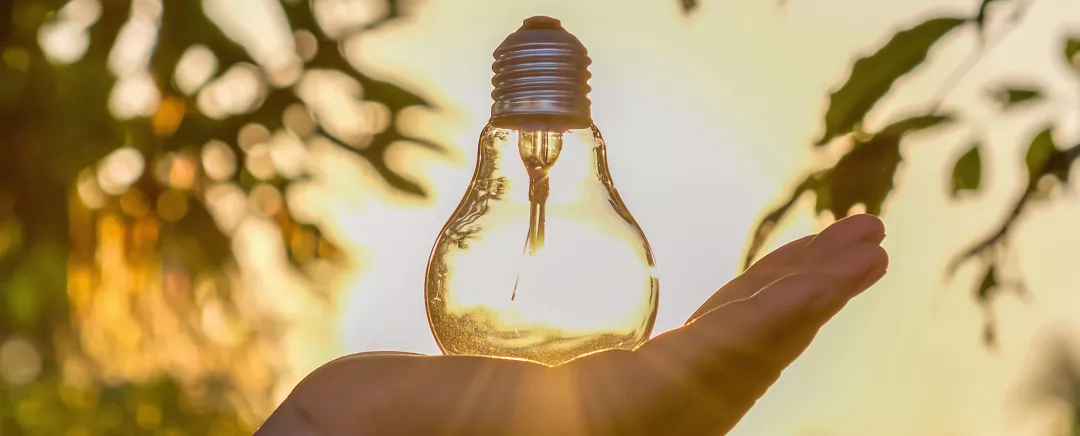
426,126 -> 659,366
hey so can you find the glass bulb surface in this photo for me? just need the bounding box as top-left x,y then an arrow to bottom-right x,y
425,124 -> 658,366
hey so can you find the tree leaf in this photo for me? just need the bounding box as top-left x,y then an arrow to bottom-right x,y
824,135 -> 902,216
951,142 -> 982,196
1045,146 -> 1080,185
987,85 -> 1043,109
976,264 -> 1000,347
679,0 -> 698,13
1065,36 -> 1080,75
743,113 -> 950,269
1025,127 -> 1056,182
822,113 -> 952,216
977,264 -> 998,303
877,113 -> 955,137
815,17 -> 966,146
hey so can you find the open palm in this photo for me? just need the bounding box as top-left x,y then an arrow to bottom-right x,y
256,214 -> 888,436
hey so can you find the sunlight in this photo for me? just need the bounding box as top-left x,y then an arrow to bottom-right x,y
14,0 -> 1080,433
37,20 -> 89,65
174,45 -> 219,96
97,147 -> 145,195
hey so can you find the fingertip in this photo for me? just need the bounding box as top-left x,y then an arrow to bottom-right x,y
836,214 -> 886,243
826,214 -> 884,239
854,244 -> 889,290
855,260 -> 888,294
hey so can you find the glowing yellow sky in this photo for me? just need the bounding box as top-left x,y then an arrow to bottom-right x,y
217,0 -> 1080,434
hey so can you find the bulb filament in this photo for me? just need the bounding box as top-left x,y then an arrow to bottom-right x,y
511,131 -> 560,301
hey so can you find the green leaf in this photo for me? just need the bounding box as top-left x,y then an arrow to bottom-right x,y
977,264 -> 998,303
743,113 -> 950,269
951,142 -> 982,196
815,17 -> 966,146
1025,127 -> 1056,181
813,181 -> 832,214
824,135 -> 903,217
976,265 -> 999,346
987,85 -> 1043,109
356,74 -> 433,112
822,113 -> 951,217
877,113 -> 955,137
1048,150 -> 1076,185
1065,36 -> 1080,75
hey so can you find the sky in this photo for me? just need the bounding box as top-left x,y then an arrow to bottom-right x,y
212,0 -> 1080,434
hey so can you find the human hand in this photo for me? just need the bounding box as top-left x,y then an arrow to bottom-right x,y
255,214 -> 888,435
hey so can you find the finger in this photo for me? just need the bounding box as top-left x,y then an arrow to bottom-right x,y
690,241 -> 886,323
803,213 -> 885,260
747,234 -> 815,272
631,250 -> 887,435
687,214 -> 886,323
686,235 -> 813,323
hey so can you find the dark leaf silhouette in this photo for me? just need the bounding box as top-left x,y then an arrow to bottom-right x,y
744,113 -> 952,268
679,0 -> 698,13
743,0 -> 1080,355
877,113 -> 954,136
987,85 -> 1043,109
975,263 -> 1001,345
977,263 -> 998,302
951,142 -> 982,196
1025,127 -> 1056,182
824,135 -> 902,216
815,17 -> 965,146
947,127 -> 1080,284
1023,334 -> 1080,424
825,113 -> 953,218
1065,36 -> 1080,74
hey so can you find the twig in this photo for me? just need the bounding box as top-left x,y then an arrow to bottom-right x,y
948,143 -> 1080,275
928,0 -> 1041,111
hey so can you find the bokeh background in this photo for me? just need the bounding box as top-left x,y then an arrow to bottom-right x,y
3,0 -> 1080,434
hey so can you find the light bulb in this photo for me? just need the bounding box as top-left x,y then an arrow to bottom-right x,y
425,16 -> 658,366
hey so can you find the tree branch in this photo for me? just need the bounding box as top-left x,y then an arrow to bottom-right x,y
948,142 -> 1080,275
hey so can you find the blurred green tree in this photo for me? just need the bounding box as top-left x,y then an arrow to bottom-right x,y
0,0 -> 437,433
3,0 -> 1077,433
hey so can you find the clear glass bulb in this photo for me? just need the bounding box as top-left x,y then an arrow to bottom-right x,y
425,124 -> 659,366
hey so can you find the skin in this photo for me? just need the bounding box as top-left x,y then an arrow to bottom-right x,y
255,214 -> 889,436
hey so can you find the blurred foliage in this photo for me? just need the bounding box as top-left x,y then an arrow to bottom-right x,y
720,0 -> 1080,347
1020,333 -> 1080,436
680,0 -> 1080,428
986,84 -> 1044,109
813,17 -> 965,146
3,0 -> 1077,432
0,0 -> 436,433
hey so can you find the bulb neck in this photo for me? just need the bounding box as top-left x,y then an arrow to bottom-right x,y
490,16 -> 592,131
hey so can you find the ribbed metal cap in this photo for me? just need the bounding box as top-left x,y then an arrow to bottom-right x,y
490,16 -> 592,130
